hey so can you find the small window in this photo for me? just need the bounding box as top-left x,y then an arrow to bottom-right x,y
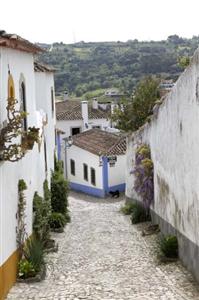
92,125 -> 101,129
44,139 -> 48,172
70,159 -> 75,176
51,87 -> 54,114
83,163 -> 88,181
71,127 -> 80,135
20,82 -> 27,131
90,167 -> 96,186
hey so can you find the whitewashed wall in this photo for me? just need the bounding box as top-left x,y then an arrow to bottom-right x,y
126,48 -> 199,279
108,155 -> 126,187
35,71 -> 56,183
57,119 -> 83,139
66,145 -> 103,189
0,47 -> 54,267
57,118 -> 110,140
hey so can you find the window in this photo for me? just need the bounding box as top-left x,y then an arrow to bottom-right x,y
83,163 -> 88,181
71,127 -> 81,135
44,138 -> 48,172
8,74 -> 15,98
20,82 -> 27,131
92,125 -> 101,129
70,159 -> 75,176
90,167 -> 96,186
51,87 -> 54,115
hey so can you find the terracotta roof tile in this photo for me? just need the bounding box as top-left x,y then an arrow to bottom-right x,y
34,61 -> 55,73
0,30 -> 43,53
56,100 -> 110,121
72,129 -> 126,156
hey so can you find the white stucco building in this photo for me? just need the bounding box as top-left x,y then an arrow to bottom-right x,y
56,98 -> 111,139
65,129 -> 126,197
0,31 -> 55,299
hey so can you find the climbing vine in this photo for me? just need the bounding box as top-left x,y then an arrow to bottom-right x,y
132,144 -> 154,209
16,179 -> 27,257
0,97 -> 40,162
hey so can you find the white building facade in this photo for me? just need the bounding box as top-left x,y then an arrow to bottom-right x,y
0,32 -> 55,299
66,129 -> 126,197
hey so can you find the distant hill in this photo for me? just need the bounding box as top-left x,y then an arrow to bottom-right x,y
38,35 -> 199,97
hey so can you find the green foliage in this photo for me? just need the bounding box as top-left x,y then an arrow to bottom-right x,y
38,36 -> 199,96
18,179 -> 27,192
160,235 -> 178,258
18,259 -> 36,279
33,180 -> 52,245
130,202 -> 150,224
49,212 -> 67,229
51,169 -> 69,216
23,236 -> 44,272
112,76 -> 160,132
178,56 -> 190,69
120,202 -> 136,215
54,154 -> 64,173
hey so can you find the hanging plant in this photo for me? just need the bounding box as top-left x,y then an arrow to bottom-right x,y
132,144 -> 154,210
0,97 -> 40,162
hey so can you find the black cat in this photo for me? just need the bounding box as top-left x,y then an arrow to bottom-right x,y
109,190 -> 120,198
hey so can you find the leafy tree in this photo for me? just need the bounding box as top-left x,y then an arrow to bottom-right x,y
178,56 -> 190,69
112,76 -> 160,132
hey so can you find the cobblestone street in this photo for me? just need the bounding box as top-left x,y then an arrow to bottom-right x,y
7,192 -> 199,300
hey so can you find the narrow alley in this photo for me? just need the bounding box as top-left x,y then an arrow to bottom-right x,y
7,192 -> 199,300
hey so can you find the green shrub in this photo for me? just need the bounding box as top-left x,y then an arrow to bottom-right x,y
18,259 -> 36,279
120,202 -> 136,215
49,212 -> 67,229
33,180 -> 52,245
51,170 -> 69,215
130,202 -> 150,224
33,192 -> 44,241
24,237 -> 44,272
160,235 -> 178,258
65,211 -> 71,223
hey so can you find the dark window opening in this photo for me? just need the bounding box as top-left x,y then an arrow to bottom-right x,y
91,167 -> 96,186
51,88 -> 54,115
92,125 -> 101,129
70,159 -> 75,176
44,139 -> 48,172
83,163 -> 88,181
71,127 -> 80,135
21,82 -> 27,131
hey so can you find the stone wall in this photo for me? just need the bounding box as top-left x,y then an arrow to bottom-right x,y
126,48 -> 199,281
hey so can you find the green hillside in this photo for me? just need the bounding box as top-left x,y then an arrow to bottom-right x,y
38,35 -> 199,96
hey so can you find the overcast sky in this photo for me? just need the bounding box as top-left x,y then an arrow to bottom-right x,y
2,0 -> 199,44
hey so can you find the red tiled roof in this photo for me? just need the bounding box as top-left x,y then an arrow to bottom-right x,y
0,30 -> 43,53
72,129 -> 126,156
56,100 -> 110,121
34,61 -> 55,73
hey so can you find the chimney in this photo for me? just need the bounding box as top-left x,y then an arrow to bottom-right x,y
63,91 -> 69,101
81,100 -> 89,130
92,97 -> 98,109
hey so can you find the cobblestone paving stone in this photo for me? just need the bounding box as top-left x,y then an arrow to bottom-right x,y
7,192 -> 199,299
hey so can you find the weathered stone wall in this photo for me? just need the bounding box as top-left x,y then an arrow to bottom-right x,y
126,48 -> 199,281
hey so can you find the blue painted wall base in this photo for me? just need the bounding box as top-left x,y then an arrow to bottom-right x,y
70,182 -> 125,198
70,182 -> 105,198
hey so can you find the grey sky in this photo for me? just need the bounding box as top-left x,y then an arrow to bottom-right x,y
2,0 -> 199,44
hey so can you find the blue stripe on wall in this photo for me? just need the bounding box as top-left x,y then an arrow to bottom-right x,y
102,156 -> 108,193
70,182 -> 105,198
57,133 -> 61,161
